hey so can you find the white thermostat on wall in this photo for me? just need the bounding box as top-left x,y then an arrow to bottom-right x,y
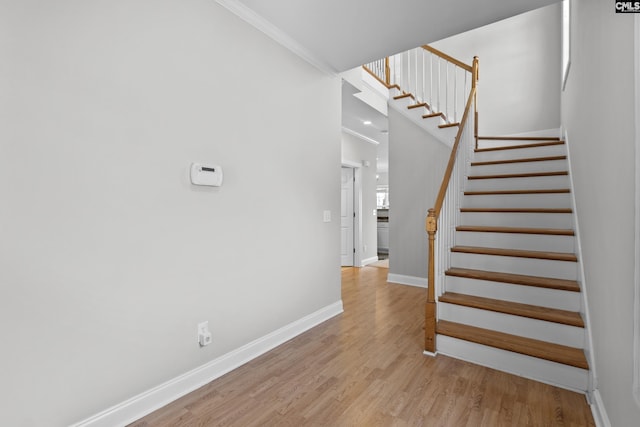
190,163 -> 223,187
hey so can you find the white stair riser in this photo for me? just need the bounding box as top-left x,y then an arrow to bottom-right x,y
470,159 -> 568,175
444,276 -> 582,311
391,93 -> 415,109
439,303 -> 585,348
462,193 -> 572,209
454,231 -> 575,252
437,335 -> 589,392
459,212 -> 573,228
465,175 -> 570,192
450,252 -> 578,280
474,145 -> 566,163
477,139 -> 560,149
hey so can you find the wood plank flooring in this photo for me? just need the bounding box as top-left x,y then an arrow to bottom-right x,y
129,267 -> 594,426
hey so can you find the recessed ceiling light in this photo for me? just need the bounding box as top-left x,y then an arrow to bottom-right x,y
363,120 -> 372,125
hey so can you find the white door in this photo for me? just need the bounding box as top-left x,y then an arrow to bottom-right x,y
341,167 -> 355,266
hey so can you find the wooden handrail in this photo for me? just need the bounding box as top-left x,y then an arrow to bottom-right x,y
432,86 -> 476,218
362,64 -> 392,89
361,47 -> 480,356
422,45 -> 473,73
424,86 -> 476,354
425,55 -> 479,355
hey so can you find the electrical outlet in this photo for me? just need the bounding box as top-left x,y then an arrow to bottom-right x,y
197,321 -> 212,347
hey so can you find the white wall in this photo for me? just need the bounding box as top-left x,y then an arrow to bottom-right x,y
388,107 -> 450,279
431,3 -> 562,136
0,1 -> 341,425
561,0 -> 640,424
342,132 -> 378,262
377,172 -> 389,186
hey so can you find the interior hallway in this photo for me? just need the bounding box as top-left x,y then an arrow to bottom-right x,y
130,267 -> 594,426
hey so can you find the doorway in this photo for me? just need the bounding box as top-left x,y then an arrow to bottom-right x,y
341,167 -> 355,266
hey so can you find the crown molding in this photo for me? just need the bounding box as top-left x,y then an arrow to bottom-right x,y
342,126 -> 381,146
216,0 -> 337,76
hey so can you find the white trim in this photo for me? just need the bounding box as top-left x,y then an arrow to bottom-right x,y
341,160 -> 362,168
354,167 -> 363,267
387,273 -> 428,288
70,301 -> 344,427
361,256 -> 379,266
341,126 -> 381,145
422,350 -> 438,357
588,389 -> 612,427
633,12 -> 640,409
215,0 -> 337,76
562,128 -> 598,395
340,164 -> 362,268
561,0 -> 571,92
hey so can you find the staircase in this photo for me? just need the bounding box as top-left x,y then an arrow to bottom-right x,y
434,138 -> 590,391
364,47 -> 591,393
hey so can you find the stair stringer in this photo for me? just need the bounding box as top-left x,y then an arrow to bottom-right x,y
435,139 -> 594,393
387,87 -> 458,148
562,128 -> 598,397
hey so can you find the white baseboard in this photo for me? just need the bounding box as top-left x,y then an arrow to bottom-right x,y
387,273 -> 428,288
361,256 -> 379,266
70,301 -> 344,427
588,389 -> 612,427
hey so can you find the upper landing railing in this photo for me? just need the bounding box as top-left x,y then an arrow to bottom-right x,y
364,45 -> 477,130
363,46 -> 479,355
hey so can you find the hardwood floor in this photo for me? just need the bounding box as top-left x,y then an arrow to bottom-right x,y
130,267 -> 594,426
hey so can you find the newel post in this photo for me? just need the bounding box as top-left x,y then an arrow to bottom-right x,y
384,57 -> 391,86
424,208 -> 437,354
472,56 -> 479,150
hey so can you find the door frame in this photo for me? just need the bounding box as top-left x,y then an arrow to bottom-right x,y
633,12 -> 640,408
342,161 -> 363,267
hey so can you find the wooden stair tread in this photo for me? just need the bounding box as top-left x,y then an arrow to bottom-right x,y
393,93 -> 413,100
445,267 -> 580,292
471,155 -> 567,167
437,320 -> 589,369
451,246 -> 577,262
439,122 -> 459,129
407,102 -> 428,109
468,171 -> 568,180
475,141 -> 565,152
465,188 -> 570,196
423,112 -> 444,119
456,225 -> 574,236
460,208 -> 572,214
439,292 -> 584,327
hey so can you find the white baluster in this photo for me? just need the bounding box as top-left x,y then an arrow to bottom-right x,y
413,48 -> 420,104
437,57 -> 441,114
421,49 -> 425,105
429,53 -> 433,113
454,66 -> 458,123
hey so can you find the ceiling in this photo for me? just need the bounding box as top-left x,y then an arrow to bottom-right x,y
342,81 -> 389,172
219,0 -> 559,73
217,0 -> 560,174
